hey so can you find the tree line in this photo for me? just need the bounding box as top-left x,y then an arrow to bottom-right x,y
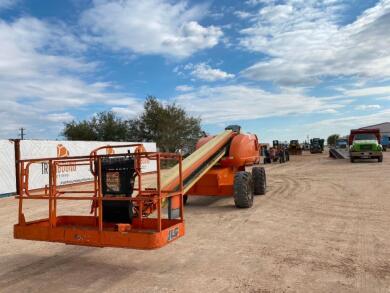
62,96 -> 203,153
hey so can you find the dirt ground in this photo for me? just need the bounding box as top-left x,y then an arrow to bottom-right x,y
1,151 -> 390,292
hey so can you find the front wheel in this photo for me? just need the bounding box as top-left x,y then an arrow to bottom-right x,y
234,172 -> 254,208
252,167 -> 266,195
378,156 -> 383,163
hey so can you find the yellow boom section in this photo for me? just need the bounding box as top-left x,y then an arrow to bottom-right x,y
142,130 -> 234,193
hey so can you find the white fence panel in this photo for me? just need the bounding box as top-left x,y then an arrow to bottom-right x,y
0,140 -> 156,195
0,140 -> 15,195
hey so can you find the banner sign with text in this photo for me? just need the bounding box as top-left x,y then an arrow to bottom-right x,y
0,140 -> 156,195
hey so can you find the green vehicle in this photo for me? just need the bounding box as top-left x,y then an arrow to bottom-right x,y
349,129 -> 383,163
310,138 -> 325,154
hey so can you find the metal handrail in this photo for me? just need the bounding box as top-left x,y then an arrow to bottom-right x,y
16,150 -> 184,234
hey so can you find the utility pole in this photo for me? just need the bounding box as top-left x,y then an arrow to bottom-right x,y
19,128 -> 26,140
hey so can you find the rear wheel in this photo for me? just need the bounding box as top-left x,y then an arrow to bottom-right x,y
378,156 -> 383,163
350,157 -> 355,163
252,167 -> 266,195
234,171 -> 254,208
183,195 -> 188,205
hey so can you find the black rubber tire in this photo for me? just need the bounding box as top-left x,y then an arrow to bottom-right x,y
252,167 -> 266,195
183,195 -> 188,205
233,171 -> 254,208
378,156 -> 383,163
350,157 -> 355,163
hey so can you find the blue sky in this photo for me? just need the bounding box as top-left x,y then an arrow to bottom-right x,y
1,0 -> 390,143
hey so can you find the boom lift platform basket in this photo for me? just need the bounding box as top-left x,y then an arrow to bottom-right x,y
14,145 -> 185,249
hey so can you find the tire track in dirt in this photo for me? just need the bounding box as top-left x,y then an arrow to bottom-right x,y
269,153 -> 390,291
258,156 -> 362,287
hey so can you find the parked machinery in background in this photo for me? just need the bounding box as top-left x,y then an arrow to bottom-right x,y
335,138 -> 348,149
274,140 -> 289,163
381,135 -> 389,151
310,138 -> 325,154
263,140 -> 289,164
259,143 -> 270,158
288,140 -> 303,155
302,141 -> 310,151
263,145 -> 276,164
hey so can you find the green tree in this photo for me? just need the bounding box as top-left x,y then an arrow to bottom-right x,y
131,97 -> 203,153
63,111 -> 129,141
62,120 -> 98,141
327,134 -> 340,146
62,97 -> 203,153
93,111 -> 129,141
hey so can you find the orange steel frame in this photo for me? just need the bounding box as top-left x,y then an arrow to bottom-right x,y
188,132 -> 260,197
188,166 -> 236,196
14,145 -> 185,249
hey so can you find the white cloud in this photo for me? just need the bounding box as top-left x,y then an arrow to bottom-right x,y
234,11 -> 253,19
343,86 -> 390,97
108,98 -> 144,118
81,0 -> 223,59
308,109 -> 390,136
182,63 -> 235,82
174,84 -> 343,124
246,0 -> 275,6
175,85 -> 194,92
0,0 -> 17,10
240,0 -> 390,85
287,106 -> 390,141
104,97 -> 141,106
192,63 -> 235,82
111,106 -> 142,118
46,113 -> 75,122
322,109 -> 338,114
259,4 -> 293,23
0,17 -> 139,139
355,104 -> 382,111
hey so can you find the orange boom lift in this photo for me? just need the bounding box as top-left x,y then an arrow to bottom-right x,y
14,125 -> 266,249
186,125 -> 266,208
